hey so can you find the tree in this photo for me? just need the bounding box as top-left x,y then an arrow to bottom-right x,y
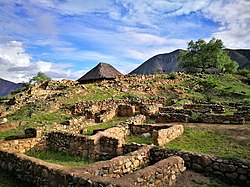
177,38 -> 238,73
29,72 -> 51,85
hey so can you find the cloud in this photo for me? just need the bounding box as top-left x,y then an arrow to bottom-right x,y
202,0 -> 250,48
0,41 -> 82,82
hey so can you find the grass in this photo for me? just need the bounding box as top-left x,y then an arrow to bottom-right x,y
26,149 -> 94,167
177,74 -> 250,104
126,134 -> 152,145
0,123 -> 44,140
165,125 -> 250,160
85,117 -> 128,135
0,169 -> 32,187
8,108 -> 71,123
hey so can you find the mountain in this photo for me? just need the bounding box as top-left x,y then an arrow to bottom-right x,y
0,78 -> 23,97
129,49 -> 250,75
129,49 -> 182,75
226,49 -> 250,69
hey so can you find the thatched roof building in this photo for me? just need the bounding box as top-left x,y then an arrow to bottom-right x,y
77,62 -> 123,83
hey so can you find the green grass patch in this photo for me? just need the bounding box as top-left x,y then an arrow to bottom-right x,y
8,108 -> 71,123
26,149 -> 94,167
165,126 -> 250,160
85,117 -> 128,135
126,134 -> 152,145
0,169 -> 31,187
0,123 -> 44,140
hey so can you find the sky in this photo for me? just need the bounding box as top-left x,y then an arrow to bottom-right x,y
0,0 -> 250,83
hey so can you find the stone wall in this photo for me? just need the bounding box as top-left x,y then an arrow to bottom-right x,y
72,98 -> 165,116
86,146 -> 151,178
159,107 -> 193,115
114,156 -> 185,187
183,104 -> 225,113
95,107 -> 117,123
156,113 -> 189,123
152,125 -> 184,146
150,147 -> 250,185
197,113 -> 245,124
125,114 -> 147,125
117,104 -> 135,117
46,126 -> 127,160
0,149 -> 185,187
140,104 -> 162,116
0,137 -> 45,153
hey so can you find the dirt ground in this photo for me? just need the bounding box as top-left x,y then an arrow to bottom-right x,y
175,170 -> 239,187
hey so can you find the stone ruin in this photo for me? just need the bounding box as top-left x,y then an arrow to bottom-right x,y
0,99 -> 250,186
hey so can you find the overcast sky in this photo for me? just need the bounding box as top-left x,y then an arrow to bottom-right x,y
0,0 -> 249,82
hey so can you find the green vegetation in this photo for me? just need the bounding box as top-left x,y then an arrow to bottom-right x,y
178,38 -> 238,73
29,72 -> 51,85
0,169 -> 31,187
175,73 -> 250,104
26,149 -> 94,167
165,126 -> 250,160
85,117 -> 128,135
126,134 -> 152,145
0,123 -> 44,140
8,107 -> 71,123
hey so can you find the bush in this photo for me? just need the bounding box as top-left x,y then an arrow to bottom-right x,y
168,71 -> 177,79
237,69 -> 250,77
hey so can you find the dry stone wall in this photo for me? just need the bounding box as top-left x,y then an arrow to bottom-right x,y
156,113 -> 189,123
46,126 -> 127,160
139,104 -> 162,116
150,147 -> 250,185
152,125 -> 184,146
0,137 -> 45,153
117,104 -> 135,117
85,146 -> 151,178
183,104 -> 225,113
114,156 -> 185,187
0,149 -> 185,187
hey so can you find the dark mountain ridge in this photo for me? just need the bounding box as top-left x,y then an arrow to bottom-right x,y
130,49 -> 250,75
0,78 -> 23,97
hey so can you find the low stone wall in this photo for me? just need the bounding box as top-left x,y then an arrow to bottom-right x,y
150,147 -> 250,185
72,98 -> 165,116
197,113 -> 245,124
86,146 -> 151,178
0,137 -> 45,153
152,125 -> 184,146
0,121 -> 21,132
115,156 -> 185,187
235,110 -> 250,121
159,107 -> 193,115
0,150 -> 113,186
140,104 -> 162,116
0,149 -> 185,187
95,107 -> 117,123
117,104 -> 135,117
46,126 -> 127,160
183,104 -> 225,113
125,114 -> 147,125
156,113 -> 189,123
123,143 -> 145,154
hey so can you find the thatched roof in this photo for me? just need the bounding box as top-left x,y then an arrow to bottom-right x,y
77,62 -> 123,82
